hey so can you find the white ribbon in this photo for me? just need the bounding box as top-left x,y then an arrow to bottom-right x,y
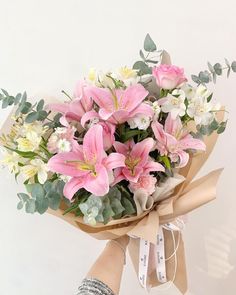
138,239 -> 150,289
138,218 -> 185,289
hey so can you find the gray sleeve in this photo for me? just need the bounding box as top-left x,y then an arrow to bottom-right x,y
77,278 -> 115,295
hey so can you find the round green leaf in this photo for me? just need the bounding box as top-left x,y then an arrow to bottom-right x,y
25,112 -> 39,123
144,34 -> 157,52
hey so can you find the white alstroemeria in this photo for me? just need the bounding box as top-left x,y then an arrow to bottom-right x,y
21,121 -> 48,138
187,96 -> 214,125
128,114 -> 151,130
181,83 -> 196,100
152,101 -> 161,119
16,131 -> 42,152
115,66 -> 139,86
160,89 -> 186,119
1,150 -> 21,174
57,138 -> 72,152
21,159 -> 48,184
87,68 -> 115,88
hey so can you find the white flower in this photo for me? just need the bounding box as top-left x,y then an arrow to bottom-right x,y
21,159 -> 48,184
16,131 -> 42,152
57,138 -> 72,152
21,121 -> 48,138
1,150 -> 21,174
187,97 -> 213,125
55,127 -> 68,134
87,68 -> 115,88
128,114 -> 151,130
186,85 -> 219,125
160,89 -> 186,119
115,66 -> 139,86
152,101 -> 161,119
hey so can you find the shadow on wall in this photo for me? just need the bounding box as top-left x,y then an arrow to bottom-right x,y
189,223 -> 236,294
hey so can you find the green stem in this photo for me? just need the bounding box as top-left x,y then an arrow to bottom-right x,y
61,90 -> 73,101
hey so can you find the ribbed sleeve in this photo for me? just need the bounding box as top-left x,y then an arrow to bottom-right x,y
77,278 -> 115,295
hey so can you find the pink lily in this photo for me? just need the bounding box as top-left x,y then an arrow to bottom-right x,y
151,113 -> 206,167
48,125 -> 125,199
113,138 -> 164,184
85,84 -> 153,124
47,80 -> 93,126
81,110 -> 115,151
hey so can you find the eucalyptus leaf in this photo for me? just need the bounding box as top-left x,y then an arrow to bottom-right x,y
133,61 -> 152,75
25,112 -> 39,123
17,201 -> 24,210
17,192 -> 30,202
35,197 -> 49,214
213,63 -> 222,75
37,110 -> 48,121
231,61 -> 236,72
37,99 -> 44,111
25,199 -> 36,213
31,183 -> 45,199
144,34 -> 157,52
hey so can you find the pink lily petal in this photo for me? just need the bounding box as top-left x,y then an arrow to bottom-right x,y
83,124 -> 104,164
112,110 -> 130,124
129,102 -> 154,118
112,168 -> 125,186
113,141 -> 129,155
105,153 -> 126,170
46,103 -> 70,114
81,110 -> 100,128
165,113 -> 182,135
179,135 -> 206,151
63,177 -> 86,200
143,161 -> 165,174
177,150 -> 189,168
84,165 -> 109,196
151,121 -> 167,146
131,138 -> 155,165
86,86 -> 114,113
74,80 -> 93,111
99,108 -> 114,120
48,151 -> 86,177
122,166 -> 143,183
120,84 -> 148,111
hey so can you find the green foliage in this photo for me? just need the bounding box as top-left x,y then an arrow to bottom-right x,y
196,118 -> 228,136
17,179 -> 65,214
192,59 -> 236,84
144,34 -> 157,52
0,90 -> 50,123
78,186 -> 136,225
133,33 -> 160,76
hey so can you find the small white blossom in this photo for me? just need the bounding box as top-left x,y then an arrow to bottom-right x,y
152,101 -> 161,119
57,138 -> 72,152
160,89 -> 186,119
128,114 -> 151,130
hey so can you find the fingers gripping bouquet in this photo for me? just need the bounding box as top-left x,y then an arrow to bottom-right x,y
0,34 -> 233,293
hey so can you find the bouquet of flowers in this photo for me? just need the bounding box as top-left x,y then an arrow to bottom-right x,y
0,34 -> 234,293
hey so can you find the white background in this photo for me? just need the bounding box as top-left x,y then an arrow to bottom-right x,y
0,0 -> 236,294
